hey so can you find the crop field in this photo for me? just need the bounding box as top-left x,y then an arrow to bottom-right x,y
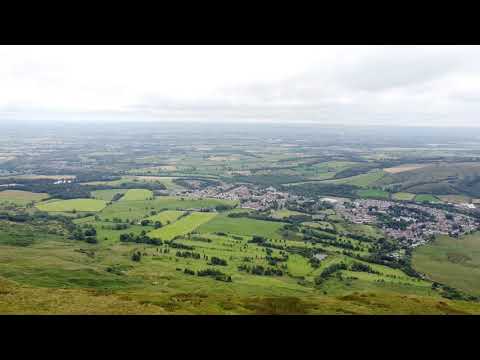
413,233 -> 480,296
36,199 -> 107,212
384,164 -> 431,174
147,210 -> 185,225
120,189 -> 154,201
0,190 -> 49,205
148,212 -> 218,240
438,195 -> 471,204
91,189 -> 128,201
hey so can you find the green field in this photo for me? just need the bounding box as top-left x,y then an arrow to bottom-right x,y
413,233 -> 480,296
414,194 -> 442,203
325,170 -> 387,188
36,199 -> 107,212
392,192 -> 416,201
270,209 -> 305,219
0,190 -> 49,205
91,189 -> 128,201
197,215 -> 285,239
357,189 -> 390,199
153,196 -> 238,209
147,210 -> 185,225
120,189 -> 154,201
148,212 -> 218,240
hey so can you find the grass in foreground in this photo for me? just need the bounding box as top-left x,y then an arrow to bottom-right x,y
413,232 -> 480,296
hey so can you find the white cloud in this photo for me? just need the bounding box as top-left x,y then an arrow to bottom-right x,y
1,45 -> 480,126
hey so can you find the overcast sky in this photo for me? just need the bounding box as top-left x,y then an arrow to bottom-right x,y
1,45 -> 480,126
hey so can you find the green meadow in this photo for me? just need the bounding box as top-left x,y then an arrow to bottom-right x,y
147,210 -> 185,225
36,199 -> 107,212
392,192 -> 416,201
197,215 -> 286,239
414,194 -> 442,203
357,189 -> 390,199
91,189 -> 128,201
120,189 -> 154,201
413,233 -> 480,296
148,212 -> 218,240
0,190 -> 49,205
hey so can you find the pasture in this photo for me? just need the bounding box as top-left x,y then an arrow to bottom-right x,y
413,233 -> 480,296
357,189 -> 390,199
384,164 -> 430,174
120,189 -> 154,201
36,199 -> 107,212
147,210 -> 185,225
414,194 -> 442,203
325,170 -> 386,188
91,189 -> 128,201
197,215 -> 285,239
148,212 -> 218,240
0,190 -> 49,205
392,192 -> 416,201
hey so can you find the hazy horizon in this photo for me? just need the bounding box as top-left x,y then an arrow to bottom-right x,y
2,45 -> 480,127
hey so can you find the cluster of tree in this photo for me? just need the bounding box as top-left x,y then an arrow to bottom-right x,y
208,256 -> 228,266
237,264 -> 283,276
70,226 -> 98,244
131,251 -> 142,262
214,204 -> 235,212
111,193 -> 124,202
315,263 -> 348,285
349,262 -> 380,274
196,268 -> 232,282
176,251 -> 201,259
388,205 -> 435,222
103,223 -> 129,230
376,213 -> 412,230
164,241 -> 194,250
119,231 -> 162,245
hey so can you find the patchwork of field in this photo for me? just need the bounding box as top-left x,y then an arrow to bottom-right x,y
413,233 -> 480,296
36,199 -> 107,212
153,196 -> 238,209
148,212 -> 218,240
120,189 -> 154,201
0,190 -> 49,205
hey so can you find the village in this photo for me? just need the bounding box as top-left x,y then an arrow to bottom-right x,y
333,198 -> 480,247
169,180 -> 480,249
